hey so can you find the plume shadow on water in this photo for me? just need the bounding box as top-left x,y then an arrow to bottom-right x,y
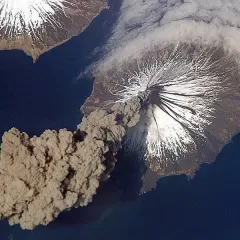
51,148 -> 144,227
33,132 -> 240,240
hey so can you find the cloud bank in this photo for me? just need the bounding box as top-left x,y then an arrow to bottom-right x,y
98,0 -> 240,69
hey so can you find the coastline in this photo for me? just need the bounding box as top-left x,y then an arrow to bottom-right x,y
0,0 -> 109,62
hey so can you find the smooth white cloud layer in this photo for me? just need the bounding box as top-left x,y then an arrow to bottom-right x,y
99,0 -> 240,69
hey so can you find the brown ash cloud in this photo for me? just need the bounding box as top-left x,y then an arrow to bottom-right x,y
0,98 -> 141,229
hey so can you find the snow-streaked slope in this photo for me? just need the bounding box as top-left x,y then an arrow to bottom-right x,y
0,0 -> 69,37
112,45 -> 239,163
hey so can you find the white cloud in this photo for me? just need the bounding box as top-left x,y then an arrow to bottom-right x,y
97,0 -> 240,70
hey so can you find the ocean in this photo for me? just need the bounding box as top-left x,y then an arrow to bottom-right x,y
0,1 -> 240,239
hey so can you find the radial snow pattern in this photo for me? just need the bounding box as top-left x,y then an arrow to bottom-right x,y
112,45 -> 240,167
0,0 -> 69,36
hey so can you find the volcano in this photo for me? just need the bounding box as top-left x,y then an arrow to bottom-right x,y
83,44 -> 240,192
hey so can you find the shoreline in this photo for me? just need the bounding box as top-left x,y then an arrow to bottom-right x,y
0,0 -> 109,62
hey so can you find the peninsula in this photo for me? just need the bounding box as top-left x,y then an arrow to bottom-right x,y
0,0 -> 108,61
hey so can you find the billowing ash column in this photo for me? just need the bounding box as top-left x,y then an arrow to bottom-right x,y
83,44 -> 240,192
0,98 -> 141,229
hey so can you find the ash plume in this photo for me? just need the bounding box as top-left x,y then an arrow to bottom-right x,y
0,98 -> 141,229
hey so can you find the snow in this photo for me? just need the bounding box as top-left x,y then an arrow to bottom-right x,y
0,0 -> 70,37
118,46 -> 222,161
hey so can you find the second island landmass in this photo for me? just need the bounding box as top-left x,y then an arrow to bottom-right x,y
0,0 -> 108,61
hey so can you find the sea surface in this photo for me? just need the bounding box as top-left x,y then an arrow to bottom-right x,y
0,1 -> 240,239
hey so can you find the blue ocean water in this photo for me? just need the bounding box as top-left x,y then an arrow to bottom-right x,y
0,1 -> 240,239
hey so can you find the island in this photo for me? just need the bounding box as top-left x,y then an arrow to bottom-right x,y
82,43 -> 240,193
0,0 -> 108,61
